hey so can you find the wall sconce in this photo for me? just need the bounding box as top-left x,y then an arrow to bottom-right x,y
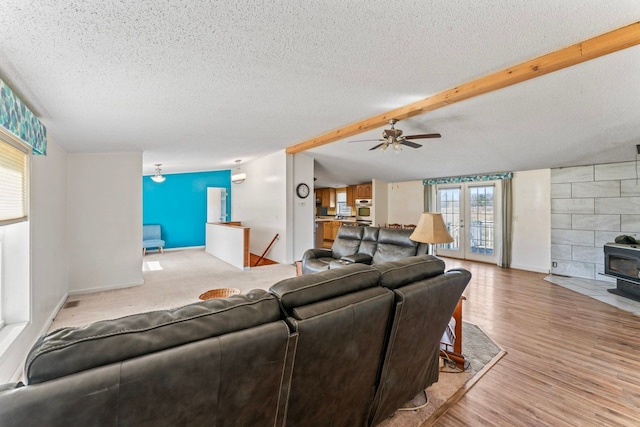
231,159 -> 246,184
151,164 -> 166,183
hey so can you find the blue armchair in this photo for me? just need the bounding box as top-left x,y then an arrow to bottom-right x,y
143,225 -> 165,255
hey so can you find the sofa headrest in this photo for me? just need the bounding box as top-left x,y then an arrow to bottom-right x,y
332,226 -> 364,258
363,227 -> 380,241
372,255 -> 446,289
377,228 -> 418,247
25,290 -> 281,385
336,226 -> 364,240
270,264 -> 380,311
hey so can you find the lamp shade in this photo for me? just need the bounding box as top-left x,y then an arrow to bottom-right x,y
151,164 -> 166,183
231,172 -> 246,184
409,212 -> 454,244
231,159 -> 246,184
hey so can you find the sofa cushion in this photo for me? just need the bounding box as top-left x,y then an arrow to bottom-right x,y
358,227 -> 380,257
331,226 -> 364,258
372,228 -> 418,264
269,264 -> 380,313
25,290 -> 281,384
372,255 -> 446,289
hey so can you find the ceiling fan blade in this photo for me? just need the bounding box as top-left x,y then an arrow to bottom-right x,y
400,140 -> 422,149
369,143 -> 386,151
402,133 -> 441,139
348,138 -> 385,143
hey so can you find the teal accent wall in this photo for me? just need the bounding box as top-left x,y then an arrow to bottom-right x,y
143,170 -> 231,248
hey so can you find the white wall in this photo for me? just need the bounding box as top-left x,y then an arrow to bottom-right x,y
387,180 -> 424,225
511,169 -> 551,273
67,152 -> 143,293
290,154 -> 314,261
0,138 -> 69,382
372,179 -> 389,227
231,150 -> 289,263
205,223 -> 248,270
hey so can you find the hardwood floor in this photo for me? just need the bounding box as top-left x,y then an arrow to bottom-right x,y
434,258 -> 640,426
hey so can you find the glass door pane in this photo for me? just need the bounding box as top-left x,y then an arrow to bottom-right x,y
437,186 -> 462,258
468,185 -> 494,256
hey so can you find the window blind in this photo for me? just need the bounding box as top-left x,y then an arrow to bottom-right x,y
0,139 -> 28,225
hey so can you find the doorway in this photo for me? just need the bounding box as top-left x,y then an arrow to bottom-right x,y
435,182 -> 500,263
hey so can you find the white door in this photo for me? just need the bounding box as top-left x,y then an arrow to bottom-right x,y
207,187 -> 228,223
435,182 -> 500,263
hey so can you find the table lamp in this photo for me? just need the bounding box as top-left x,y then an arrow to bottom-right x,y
409,212 -> 454,255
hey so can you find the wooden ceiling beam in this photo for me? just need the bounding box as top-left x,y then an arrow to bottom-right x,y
286,21 -> 640,154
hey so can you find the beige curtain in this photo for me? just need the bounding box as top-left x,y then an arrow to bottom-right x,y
499,178 -> 513,268
423,184 -> 434,212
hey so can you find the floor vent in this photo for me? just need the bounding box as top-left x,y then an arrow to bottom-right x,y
63,300 -> 80,309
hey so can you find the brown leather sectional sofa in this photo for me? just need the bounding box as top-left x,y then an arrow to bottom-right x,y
0,255 -> 470,427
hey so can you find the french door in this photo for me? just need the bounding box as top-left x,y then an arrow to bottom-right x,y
435,182 -> 500,263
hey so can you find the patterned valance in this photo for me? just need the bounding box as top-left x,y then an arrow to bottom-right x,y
0,78 -> 47,155
423,172 -> 512,185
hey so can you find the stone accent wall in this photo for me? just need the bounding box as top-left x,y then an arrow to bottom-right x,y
550,161 -> 640,281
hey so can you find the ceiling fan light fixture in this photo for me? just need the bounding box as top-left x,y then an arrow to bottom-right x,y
151,164 -> 166,183
231,159 -> 246,184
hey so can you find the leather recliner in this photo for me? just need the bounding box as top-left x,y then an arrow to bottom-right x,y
302,226 -> 428,274
270,264 -> 395,427
367,256 -> 471,425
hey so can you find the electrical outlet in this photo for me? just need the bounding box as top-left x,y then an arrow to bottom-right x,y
552,261 -> 557,267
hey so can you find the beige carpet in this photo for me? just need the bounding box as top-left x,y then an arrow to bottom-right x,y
50,248 -> 296,330
49,248 -> 504,425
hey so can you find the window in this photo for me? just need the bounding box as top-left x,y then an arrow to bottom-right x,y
0,138 -> 28,225
0,230 -> 3,329
0,131 -> 29,336
336,191 -> 350,216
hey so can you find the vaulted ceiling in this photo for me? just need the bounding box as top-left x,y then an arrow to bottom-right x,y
1,2 -> 639,187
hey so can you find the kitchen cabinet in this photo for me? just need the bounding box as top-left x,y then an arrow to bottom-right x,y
320,220 -> 343,246
356,183 -> 372,199
346,185 -> 356,207
317,188 -> 336,208
331,221 -> 342,241
323,221 -> 334,241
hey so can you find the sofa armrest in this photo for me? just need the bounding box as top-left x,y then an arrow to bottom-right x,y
341,253 -> 373,264
302,248 -> 333,261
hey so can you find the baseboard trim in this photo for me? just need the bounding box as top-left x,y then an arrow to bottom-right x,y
68,280 -> 144,296
157,245 -> 205,253
510,263 -> 550,274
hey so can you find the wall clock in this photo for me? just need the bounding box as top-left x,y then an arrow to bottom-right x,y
296,183 -> 310,199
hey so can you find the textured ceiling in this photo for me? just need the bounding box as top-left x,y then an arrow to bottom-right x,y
0,1 -> 639,186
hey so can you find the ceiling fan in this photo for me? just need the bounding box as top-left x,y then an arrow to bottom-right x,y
349,119 -> 441,151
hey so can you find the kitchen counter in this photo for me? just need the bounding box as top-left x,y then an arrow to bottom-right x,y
315,217 -> 357,223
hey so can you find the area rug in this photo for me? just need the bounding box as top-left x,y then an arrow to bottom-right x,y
377,322 -> 506,427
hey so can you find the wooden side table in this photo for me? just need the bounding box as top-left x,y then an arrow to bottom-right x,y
442,296 -> 466,369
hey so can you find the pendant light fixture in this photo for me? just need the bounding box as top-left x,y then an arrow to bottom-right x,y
231,159 -> 246,184
151,163 -> 166,183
